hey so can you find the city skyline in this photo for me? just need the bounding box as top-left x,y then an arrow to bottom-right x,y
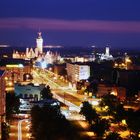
0,0 -> 140,50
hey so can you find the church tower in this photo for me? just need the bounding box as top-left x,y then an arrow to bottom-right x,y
105,47 -> 110,56
36,32 -> 43,54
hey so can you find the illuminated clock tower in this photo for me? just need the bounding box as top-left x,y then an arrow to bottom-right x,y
36,32 -> 43,54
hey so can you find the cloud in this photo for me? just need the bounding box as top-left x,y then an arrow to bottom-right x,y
0,18 -> 140,33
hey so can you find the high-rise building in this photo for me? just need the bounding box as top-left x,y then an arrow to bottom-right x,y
105,47 -> 110,56
36,32 -> 43,54
66,63 -> 90,83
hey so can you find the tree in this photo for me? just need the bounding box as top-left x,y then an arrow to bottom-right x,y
1,122 -> 10,140
99,94 -> 118,116
126,88 -> 139,100
30,105 -> 42,138
80,101 -> 99,124
31,104 -> 81,140
85,80 -> 98,96
40,85 -> 53,99
105,132 -> 122,140
129,134 -> 140,140
91,119 -> 110,137
6,92 -> 20,121
126,109 -> 140,138
113,103 -> 126,124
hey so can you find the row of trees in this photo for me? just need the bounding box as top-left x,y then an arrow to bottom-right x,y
80,101 -> 121,139
31,104 -> 81,140
100,94 -> 140,139
2,92 -> 20,140
6,92 -> 20,122
1,122 -> 10,140
80,94 -> 140,139
31,86 -> 83,140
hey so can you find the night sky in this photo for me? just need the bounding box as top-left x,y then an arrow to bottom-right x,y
0,0 -> 140,50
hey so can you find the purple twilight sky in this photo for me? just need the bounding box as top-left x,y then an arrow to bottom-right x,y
0,0 -> 140,50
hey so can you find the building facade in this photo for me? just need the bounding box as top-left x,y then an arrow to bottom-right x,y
0,70 -> 6,138
36,32 -> 43,54
100,47 -> 113,60
97,84 -> 126,101
66,63 -> 90,83
12,32 -> 61,67
14,83 -> 45,101
0,60 -> 31,82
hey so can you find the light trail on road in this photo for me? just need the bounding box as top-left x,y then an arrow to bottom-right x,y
18,120 -> 22,140
18,119 -> 29,140
32,69 -> 89,120
33,70 -> 81,110
54,92 -> 80,112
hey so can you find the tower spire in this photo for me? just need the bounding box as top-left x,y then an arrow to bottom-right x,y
36,31 -> 43,54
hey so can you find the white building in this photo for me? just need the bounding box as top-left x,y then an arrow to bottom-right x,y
100,47 -> 113,60
14,83 -> 45,101
66,63 -> 90,83
13,32 -> 61,67
36,32 -> 43,54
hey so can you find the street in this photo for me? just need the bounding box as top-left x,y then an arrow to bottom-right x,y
9,68 -> 98,140
32,69 -> 83,110
9,119 -> 30,140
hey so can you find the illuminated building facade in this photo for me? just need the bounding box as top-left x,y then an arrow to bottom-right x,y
96,84 -> 126,101
0,59 -> 31,90
0,70 -> 6,138
100,47 -> 113,60
13,32 -> 61,67
15,83 -> 45,101
66,63 -> 90,83
36,32 -> 43,54
114,53 -> 132,70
